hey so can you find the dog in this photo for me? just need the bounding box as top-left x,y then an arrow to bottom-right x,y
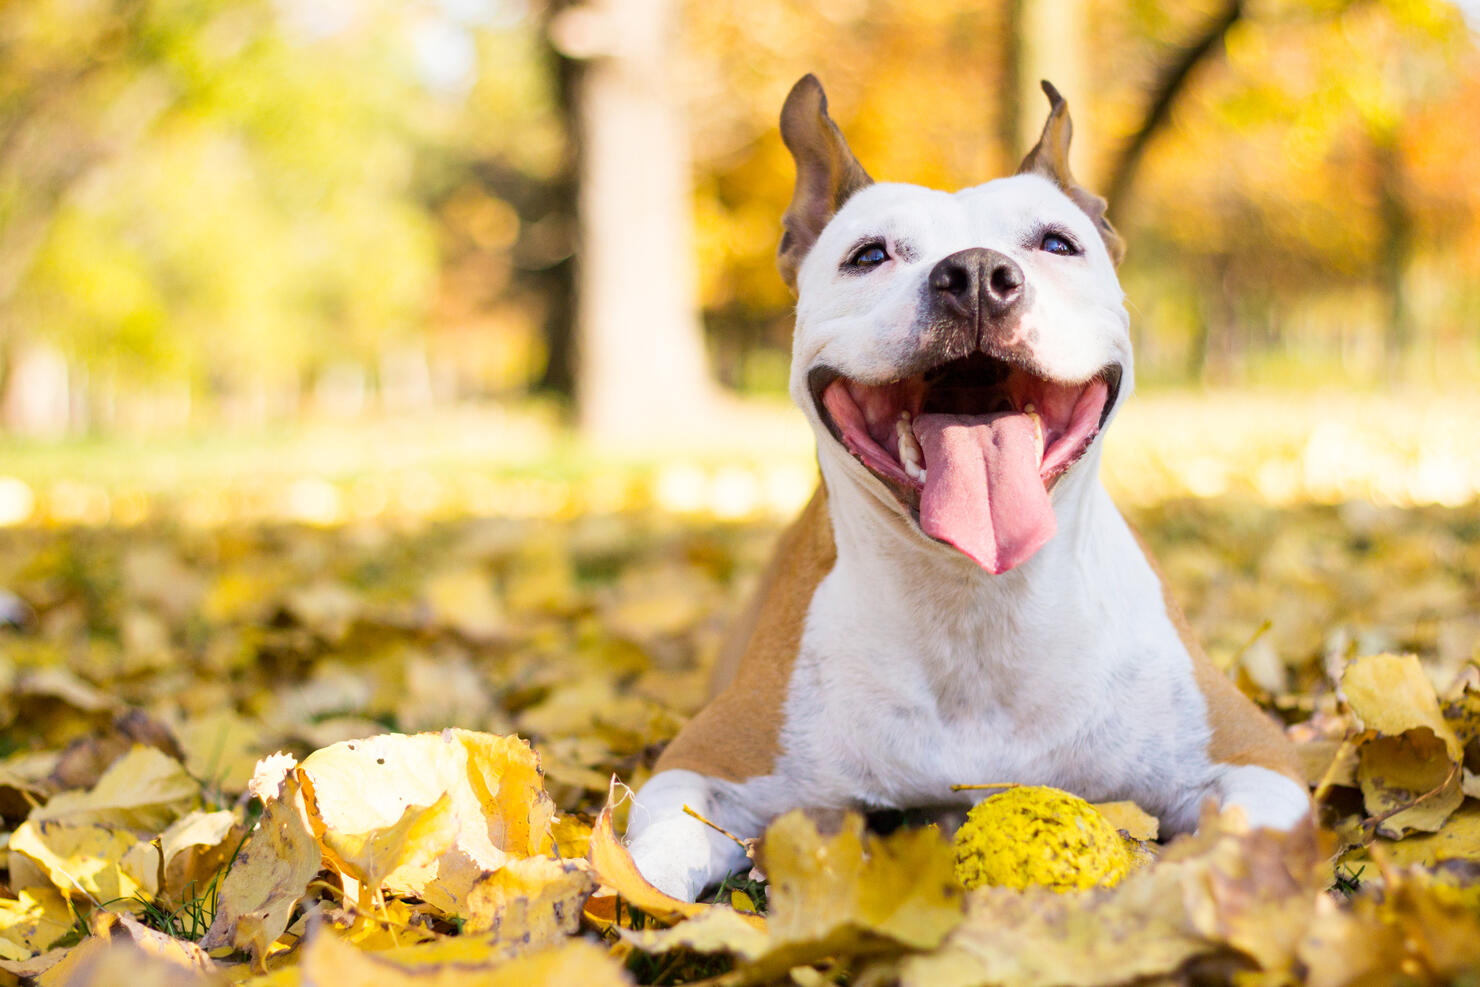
625,76 -> 1310,901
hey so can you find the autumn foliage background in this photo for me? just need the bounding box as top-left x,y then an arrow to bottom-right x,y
1,0 -> 1480,984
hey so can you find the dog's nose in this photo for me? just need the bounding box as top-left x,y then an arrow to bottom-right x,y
929,248 -> 1026,320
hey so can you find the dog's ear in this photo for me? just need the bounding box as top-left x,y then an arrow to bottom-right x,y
1017,81 -> 1126,266
777,75 -> 873,292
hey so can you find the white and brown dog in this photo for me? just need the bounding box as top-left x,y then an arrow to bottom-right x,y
626,76 -> 1309,901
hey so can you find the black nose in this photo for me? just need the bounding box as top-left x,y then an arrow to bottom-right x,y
929,248 -> 1025,319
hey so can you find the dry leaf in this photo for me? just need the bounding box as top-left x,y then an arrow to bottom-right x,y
1342,653 -> 1463,758
290,923 -> 630,986
32,746 -> 198,833
38,912 -> 214,987
200,760 -> 320,967
1379,801 -> 1480,867
460,855 -> 595,944
1341,654 -> 1465,836
9,821 -> 149,904
1090,801 -> 1159,841
0,888 -> 73,961
296,730 -> 554,914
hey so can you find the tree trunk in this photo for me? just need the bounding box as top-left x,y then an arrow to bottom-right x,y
1014,0 -> 1092,181
533,0 -> 581,398
558,0 -> 714,445
1375,132 -> 1411,381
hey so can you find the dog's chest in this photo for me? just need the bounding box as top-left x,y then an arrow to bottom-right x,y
765,517 -> 1214,813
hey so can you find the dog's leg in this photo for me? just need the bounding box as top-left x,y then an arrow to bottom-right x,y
626,769 -> 756,902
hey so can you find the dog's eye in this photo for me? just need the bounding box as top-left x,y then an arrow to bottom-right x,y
1040,232 -> 1079,256
848,243 -> 889,268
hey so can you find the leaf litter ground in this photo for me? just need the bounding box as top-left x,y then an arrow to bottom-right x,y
0,498 -> 1478,984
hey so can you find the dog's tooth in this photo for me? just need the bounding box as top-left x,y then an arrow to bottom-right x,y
896,413 -> 924,473
1026,409 -> 1045,465
904,461 -> 924,482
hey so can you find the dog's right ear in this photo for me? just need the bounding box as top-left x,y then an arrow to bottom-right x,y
777,75 -> 873,293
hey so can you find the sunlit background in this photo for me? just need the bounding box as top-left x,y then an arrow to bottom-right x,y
1,0 -> 1478,525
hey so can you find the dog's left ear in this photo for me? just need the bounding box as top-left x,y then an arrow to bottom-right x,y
777,75 -> 873,292
1018,81 -> 1126,266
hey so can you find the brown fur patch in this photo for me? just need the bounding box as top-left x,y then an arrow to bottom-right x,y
1132,528 -> 1304,786
655,485 -> 836,782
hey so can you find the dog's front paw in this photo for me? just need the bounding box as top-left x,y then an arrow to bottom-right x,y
1216,765 -> 1311,830
627,827 -> 710,902
625,769 -> 754,902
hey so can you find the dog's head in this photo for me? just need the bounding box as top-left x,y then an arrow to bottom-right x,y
779,75 -> 1132,575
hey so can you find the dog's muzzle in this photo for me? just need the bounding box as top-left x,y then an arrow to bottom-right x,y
810,351 -> 1121,575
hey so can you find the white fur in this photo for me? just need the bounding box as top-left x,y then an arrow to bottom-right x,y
624,770 -> 755,901
627,173 -> 1308,900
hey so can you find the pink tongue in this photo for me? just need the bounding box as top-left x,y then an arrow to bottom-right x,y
914,412 -> 1056,574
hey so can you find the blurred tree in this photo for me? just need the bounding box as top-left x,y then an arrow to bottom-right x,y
551,0 -> 715,442
0,0 -> 439,432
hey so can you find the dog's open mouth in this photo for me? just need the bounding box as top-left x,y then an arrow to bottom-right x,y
810,353 -> 1121,574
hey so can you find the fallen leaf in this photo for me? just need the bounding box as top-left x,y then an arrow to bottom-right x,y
1356,729 -> 1463,838
1379,801 -> 1480,867
36,935 -> 220,987
288,922 -> 631,986
421,568 -> 502,641
296,730 -> 554,914
38,912 -> 214,986
9,820 -> 148,904
0,888 -> 73,961
621,906 -> 769,962
1342,653 -> 1463,758
1090,801 -> 1159,841
317,793 -> 459,910
1340,654 -> 1465,836
32,746 -> 198,834
460,855 -> 595,945
200,760 -> 321,968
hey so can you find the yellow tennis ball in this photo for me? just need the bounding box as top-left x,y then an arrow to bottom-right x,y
952,786 -> 1132,892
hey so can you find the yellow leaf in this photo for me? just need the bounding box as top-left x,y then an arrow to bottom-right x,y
296,730 -> 555,915
1379,801 -> 1480,867
39,912 -> 215,986
622,905 -> 769,960
763,811 -> 961,952
32,746 -> 198,833
173,711 -> 265,794
36,936 -> 221,987
285,925 -> 630,987
460,855 -> 595,946
157,811 -> 241,905
1356,728 -> 1463,838
9,820 -> 148,904
1090,801 -> 1159,841
0,888 -> 73,960
1342,653 -> 1462,759
318,793 -> 459,907
329,898 -> 438,952
550,814 -> 592,859
1341,655 -> 1465,836
200,763 -> 320,969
